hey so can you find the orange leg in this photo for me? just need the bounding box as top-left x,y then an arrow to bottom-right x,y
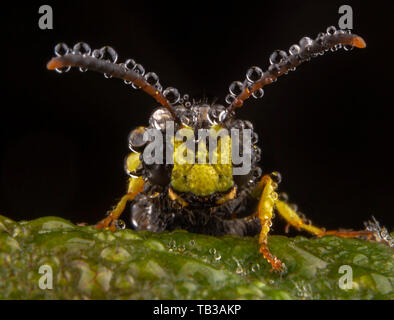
275,199 -> 374,239
253,173 -> 375,272
320,230 -> 373,239
254,174 -> 285,272
95,176 -> 144,231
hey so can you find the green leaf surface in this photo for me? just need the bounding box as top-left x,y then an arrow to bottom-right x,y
0,215 -> 393,299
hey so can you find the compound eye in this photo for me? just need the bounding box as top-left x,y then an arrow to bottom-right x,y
128,126 -> 148,152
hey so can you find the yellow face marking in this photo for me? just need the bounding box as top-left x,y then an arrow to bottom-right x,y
170,125 -> 234,197
126,152 -> 141,174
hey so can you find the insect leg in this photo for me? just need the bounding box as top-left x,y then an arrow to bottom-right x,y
275,198 -> 373,239
254,174 -> 285,272
95,176 -> 144,231
275,200 -> 324,235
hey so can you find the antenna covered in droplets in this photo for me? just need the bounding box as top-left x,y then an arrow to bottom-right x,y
224,26 -> 366,112
47,42 -> 181,121
47,25 -> 366,124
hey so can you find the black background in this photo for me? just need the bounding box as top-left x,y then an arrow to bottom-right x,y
1,1 -> 393,233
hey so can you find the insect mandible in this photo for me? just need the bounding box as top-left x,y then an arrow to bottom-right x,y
47,25 -> 372,272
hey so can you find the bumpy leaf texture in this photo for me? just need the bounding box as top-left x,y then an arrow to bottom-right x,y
0,215 -> 393,299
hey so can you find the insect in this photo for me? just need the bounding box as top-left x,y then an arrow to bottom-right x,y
47,25 -> 373,272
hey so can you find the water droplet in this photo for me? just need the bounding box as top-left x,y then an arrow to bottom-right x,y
183,94 -> 190,101
246,66 -> 263,82
99,46 -> 118,63
271,192 -> 278,201
55,66 -> 71,74
175,106 -> 192,126
251,263 -> 260,272
244,120 -> 254,130
289,203 -> 298,212
330,44 -> 341,52
343,45 -> 354,51
163,87 -> 180,104
268,64 -> 280,75
143,72 -> 159,86
155,83 -> 163,92
123,60 -> 136,84
233,257 -> 244,275
279,192 -> 289,202
132,67 -> 145,89
114,219 -> 126,230
252,88 -> 264,99
232,119 -> 245,129
209,104 -> 226,123
91,49 -> 101,58
54,43 -> 71,73
251,148 -> 261,165
73,42 -> 91,56
97,46 -> 118,78
124,59 -> 136,70
326,26 -> 337,36
209,248 -> 216,255
253,166 -> 262,179
269,50 -> 287,64
299,37 -> 313,49
270,171 -> 282,184
218,109 -> 229,122
289,44 -> 301,55
130,196 -> 153,230
128,126 -> 148,152
132,64 -> 145,76
189,240 -> 196,247
225,94 -> 236,105
229,81 -> 244,96
251,132 -> 259,145
315,32 -> 325,45
149,107 -> 173,130
54,43 -> 70,57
